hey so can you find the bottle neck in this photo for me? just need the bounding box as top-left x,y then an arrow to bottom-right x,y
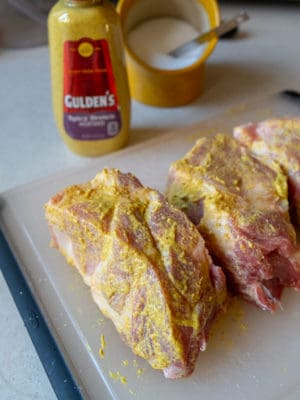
64,0 -> 103,6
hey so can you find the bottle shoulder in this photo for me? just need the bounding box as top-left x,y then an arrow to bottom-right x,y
49,0 -> 119,25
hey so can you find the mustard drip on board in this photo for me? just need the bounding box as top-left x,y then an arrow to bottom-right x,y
48,0 -> 130,156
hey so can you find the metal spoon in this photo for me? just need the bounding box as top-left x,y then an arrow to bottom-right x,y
168,11 -> 250,58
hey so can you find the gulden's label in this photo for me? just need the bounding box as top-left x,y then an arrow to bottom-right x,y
63,38 -> 121,140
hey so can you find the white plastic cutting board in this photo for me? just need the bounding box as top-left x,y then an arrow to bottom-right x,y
1,93 -> 300,400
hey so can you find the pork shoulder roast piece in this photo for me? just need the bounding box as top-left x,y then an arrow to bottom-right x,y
234,118 -> 300,225
166,134 -> 300,312
45,168 -> 227,379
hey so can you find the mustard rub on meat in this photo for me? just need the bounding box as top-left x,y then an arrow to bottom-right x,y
45,168 -> 227,379
166,134 -> 300,312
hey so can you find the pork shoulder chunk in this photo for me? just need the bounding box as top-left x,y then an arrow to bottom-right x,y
45,168 -> 226,379
234,118 -> 300,225
166,134 -> 300,312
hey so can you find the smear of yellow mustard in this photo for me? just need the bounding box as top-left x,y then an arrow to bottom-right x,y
45,168 -> 219,371
166,134 -> 288,227
109,370 -> 127,384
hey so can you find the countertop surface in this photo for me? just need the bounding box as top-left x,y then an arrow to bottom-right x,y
1,2 -> 300,399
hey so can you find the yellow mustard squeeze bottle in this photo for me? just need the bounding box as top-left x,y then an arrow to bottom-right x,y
48,0 -> 130,156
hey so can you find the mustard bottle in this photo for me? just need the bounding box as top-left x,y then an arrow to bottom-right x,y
48,0 -> 130,157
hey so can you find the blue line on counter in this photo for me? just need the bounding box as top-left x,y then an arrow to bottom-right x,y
0,230 -> 84,400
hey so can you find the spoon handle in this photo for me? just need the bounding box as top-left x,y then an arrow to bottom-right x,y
169,11 -> 249,58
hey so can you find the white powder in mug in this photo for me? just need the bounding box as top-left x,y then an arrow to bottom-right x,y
127,17 -> 206,70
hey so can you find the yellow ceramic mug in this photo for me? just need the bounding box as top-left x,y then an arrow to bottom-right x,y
117,0 -> 220,107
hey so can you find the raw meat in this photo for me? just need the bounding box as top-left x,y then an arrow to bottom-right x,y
45,168 -> 227,379
234,118 -> 300,225
166,134 -> 300,312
